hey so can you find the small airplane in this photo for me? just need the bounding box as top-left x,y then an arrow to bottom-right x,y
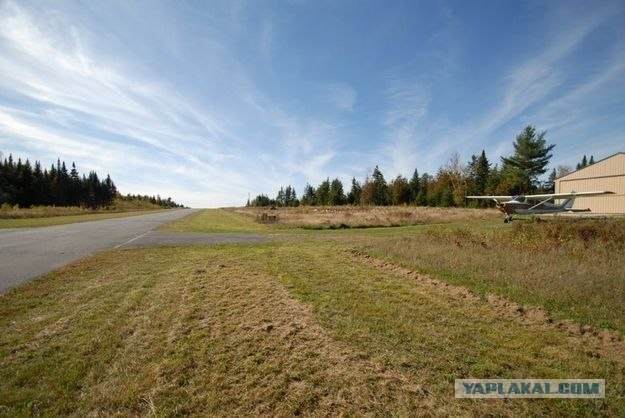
466,191 -> 614,223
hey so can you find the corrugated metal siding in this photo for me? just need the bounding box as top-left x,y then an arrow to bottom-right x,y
555,153 -> 625,214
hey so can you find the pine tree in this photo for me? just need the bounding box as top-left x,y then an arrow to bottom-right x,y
329,178 -> 346,205
589,155 -> 595,165
103,174 -> 116,206
475,150 -> 490,195
301,184 -> 316,206
501,125 -> 555,193
276,187 -> 286,207
69,163 -> 81,206
466,150 -> 490,206
283,185 -> 298,207
408,169 -> 420,204
416,173 -> 430,206
347,177 -> 362,205
315,178 -> 331,206
370,166 -> 390,205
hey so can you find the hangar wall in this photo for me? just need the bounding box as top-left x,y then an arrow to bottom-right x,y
555,152 -> 625,214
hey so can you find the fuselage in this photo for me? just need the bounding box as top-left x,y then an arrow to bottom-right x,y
497,200 -> 567,215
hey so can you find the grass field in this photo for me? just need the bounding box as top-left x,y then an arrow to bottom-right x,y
0,209 -> 170,229
1,208 -> 624,415
160,208 -> 269,233
235,205 -> 500,229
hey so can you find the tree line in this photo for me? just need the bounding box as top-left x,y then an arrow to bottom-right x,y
248,125 -> 593,208
0,152 -> 184,209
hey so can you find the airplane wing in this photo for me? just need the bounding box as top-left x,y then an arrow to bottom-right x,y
466,195 -> 514,200
521,191 -> 614,200
466,191 -> 613,201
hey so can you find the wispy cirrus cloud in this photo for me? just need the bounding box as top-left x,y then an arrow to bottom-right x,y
378,79 -> 432,177
1,0 -> 623,205
0,1 -> 253,206
462,6 -> 618,151
386,4 -> 623,175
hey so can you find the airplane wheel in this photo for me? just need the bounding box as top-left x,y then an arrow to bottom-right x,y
504,218 -> 509,223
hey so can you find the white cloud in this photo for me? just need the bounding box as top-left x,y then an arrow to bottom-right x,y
0,1 -> 254,206
378,80 -> 432,176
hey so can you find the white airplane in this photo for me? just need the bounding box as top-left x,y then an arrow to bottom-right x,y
466,191 -> 614,223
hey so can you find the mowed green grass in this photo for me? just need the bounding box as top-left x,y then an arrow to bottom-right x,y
1,243 -> 623,416
1,209 -> 624,415
159,208 -> 270,233
0,209 -> 167,229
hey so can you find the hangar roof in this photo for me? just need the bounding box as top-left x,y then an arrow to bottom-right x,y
555,152 -> 625,181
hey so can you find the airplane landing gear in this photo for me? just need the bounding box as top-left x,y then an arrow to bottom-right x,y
504,215 -> 513,223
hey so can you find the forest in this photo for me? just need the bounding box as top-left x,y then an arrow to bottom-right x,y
248,126 -> 594,208
0,153 -> 184,210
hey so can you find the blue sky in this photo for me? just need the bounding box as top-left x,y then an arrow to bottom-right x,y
0,0 -> 624,207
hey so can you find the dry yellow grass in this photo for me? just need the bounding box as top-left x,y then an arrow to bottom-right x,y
234,205 -> 500,229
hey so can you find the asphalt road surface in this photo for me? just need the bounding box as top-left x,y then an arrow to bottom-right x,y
0,209 -> 268,293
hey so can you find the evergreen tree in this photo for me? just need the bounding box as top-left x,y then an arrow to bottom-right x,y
370,166 -> 390,205
408,168 -> 420,204
589,155 -> 595,165
416,173 -> 430,206
474,150 -> 490,195
315,178 -> 331,206
69,163 -> 81,206
329,178 -> 346,205
276,186 -> 286,207
347,177 -> 362,205
251,194 -> 271,206
466,151 -> 490,206
103,174 -> 116,206
1,152 -> 184,209
500,125 -> 555,193
301,184 -> 316,206
283,185 -> 298,207
32,161 -> 46,205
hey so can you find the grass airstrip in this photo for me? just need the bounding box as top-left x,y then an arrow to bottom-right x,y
1,208 -> 624,416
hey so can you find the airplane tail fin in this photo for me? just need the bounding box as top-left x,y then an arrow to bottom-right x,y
561,197 -> 575,209
561,195 -> 591,212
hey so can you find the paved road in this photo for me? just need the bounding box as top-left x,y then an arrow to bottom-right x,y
0,209 -> 267,293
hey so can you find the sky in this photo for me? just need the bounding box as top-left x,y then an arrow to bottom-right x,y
0,0 -> 624,207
